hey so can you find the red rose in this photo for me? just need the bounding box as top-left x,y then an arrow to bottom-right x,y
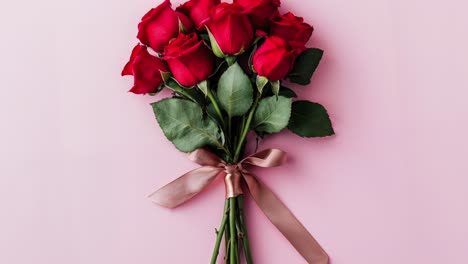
234,0 -> 280,30
205,3 -> 254,56
177,0 -> 220,30
252,36 -> 305,81
271,12 -> 313,46
122,44 -> 169,94
137,0 -> 194,53
163,33 -> 214,87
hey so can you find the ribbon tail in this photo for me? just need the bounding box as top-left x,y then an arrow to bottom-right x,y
243,173 -> 329,264
149,166 -> 223,209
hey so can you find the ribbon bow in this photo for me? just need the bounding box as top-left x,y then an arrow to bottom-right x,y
149,149 -> 329,264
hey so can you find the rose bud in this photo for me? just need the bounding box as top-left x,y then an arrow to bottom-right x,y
163,33 -> 214,87
137,0 -> 194,53
176,0 -> 220,30
122,44 -> 169,94
234,0 -> 280,31
271,12 -> 314,46
252,36 -> 305,81
205,3 -> 254,56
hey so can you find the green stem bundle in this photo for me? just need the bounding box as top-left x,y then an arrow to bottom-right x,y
211,201 -> 229,264
233,94 -> 261,163
211,195 -> 253,264
238,196 -> 253,264
209,89 -> 262,264
229,198 -> 238,264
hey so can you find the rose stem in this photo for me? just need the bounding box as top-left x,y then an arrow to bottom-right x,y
206,88 -> 224,126
206,88 -> 234,160
238,195 -> 253,264
211,200 -> 230,264
234,210 -> 243,262
225,214 -> 231,263
228,116 -> 233,151
229,197 -> 239,264
233,117 -> 243,152
233,94 -> 261,162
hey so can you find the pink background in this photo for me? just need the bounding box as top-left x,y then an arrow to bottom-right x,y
1,0 -> 468,263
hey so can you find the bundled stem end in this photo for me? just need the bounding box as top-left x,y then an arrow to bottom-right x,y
211,195 -> 253,264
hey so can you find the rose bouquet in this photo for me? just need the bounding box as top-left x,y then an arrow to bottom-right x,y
122,0 -> 334,263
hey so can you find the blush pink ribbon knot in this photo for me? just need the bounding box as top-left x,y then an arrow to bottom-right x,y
149,148 -> 329,264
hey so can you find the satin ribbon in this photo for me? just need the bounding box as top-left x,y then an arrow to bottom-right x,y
149,149 -> 329,264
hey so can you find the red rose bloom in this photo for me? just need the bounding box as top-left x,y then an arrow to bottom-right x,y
205,3 -> 254,55
271,12 -> 313,46
234,0 -> 280,30
252,36 -> 305,81
137,0 -> 194,53
163,33 -> 214,87
177,0 -> 220,30
122,44 -> 169,94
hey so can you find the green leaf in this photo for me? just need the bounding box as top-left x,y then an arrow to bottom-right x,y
278,86 -> 297,98
151,98 -> 224,152
252,96 -> 292,133
256,75 -> 269,93
288,48 -> 323,85
197,80 -> 209,96
206,104 -> 223,124
217,62 -> 253,117
270,80 -> 280,96
288,101 -> 334,137
206,27 -> 225,58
